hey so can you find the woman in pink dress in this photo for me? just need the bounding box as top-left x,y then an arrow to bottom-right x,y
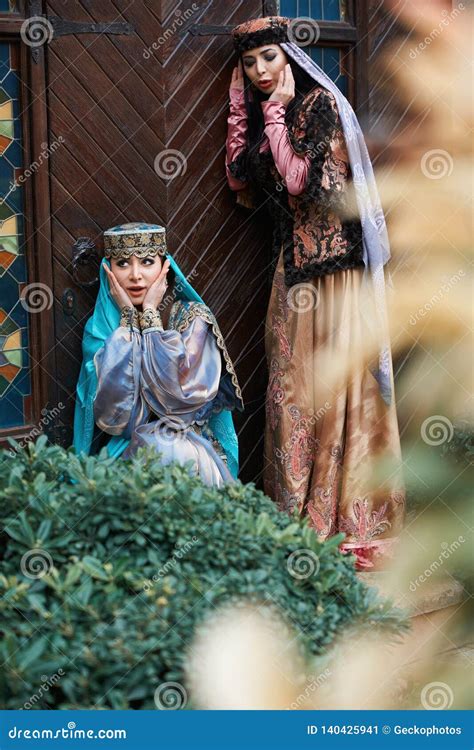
225,16 -> 405,570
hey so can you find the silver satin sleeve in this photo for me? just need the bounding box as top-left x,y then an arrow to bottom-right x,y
93,317 -> 231,486
93,326 -> 143,437
140,317 -> 221,424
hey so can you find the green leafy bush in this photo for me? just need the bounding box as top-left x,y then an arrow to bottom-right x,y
0,438 -> 407,709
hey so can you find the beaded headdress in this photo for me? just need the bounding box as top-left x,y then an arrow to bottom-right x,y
232,16 -> 290,54
103,222 -> 167,260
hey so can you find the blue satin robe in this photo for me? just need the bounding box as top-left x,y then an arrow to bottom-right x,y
92,309 -> 233,486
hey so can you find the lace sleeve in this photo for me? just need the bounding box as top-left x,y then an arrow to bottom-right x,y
289,87 -> 350,211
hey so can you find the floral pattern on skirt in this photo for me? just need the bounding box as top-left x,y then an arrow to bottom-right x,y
264,250 -> 406,570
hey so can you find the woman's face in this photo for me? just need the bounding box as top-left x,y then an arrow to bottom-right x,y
110,254 -> 163,306
241,44 -> 288,95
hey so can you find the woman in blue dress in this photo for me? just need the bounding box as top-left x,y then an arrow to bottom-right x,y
73,222 -> 243,487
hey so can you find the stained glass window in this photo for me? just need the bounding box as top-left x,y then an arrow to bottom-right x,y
0,42 -> 31,428
279,2 -> 349,94
0,0 -> 19,12
308,46 -> 348,96
279,1 -> 348,22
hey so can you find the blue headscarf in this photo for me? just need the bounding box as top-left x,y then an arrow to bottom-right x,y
73,250 -> 241,478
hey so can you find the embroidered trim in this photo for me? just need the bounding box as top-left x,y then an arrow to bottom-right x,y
284,248 -> 365,286
119,306 -> 139,330
170,301 -> 244,410
139,307 -> 164,331
266,358 -> 285,431
340,538 -> 398,549
339,537 -> 399,571
104,229 -> 166,259
339,497 -> 393,542
286,404 -> 319,482
190,422 -> 228,464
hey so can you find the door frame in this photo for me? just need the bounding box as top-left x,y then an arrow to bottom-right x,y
0,0 -> 56,447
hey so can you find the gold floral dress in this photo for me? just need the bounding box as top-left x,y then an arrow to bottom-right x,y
226,85 -> 405,569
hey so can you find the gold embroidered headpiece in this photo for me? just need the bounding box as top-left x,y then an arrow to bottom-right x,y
103,222 -> 167,260
232,16 -> 290,54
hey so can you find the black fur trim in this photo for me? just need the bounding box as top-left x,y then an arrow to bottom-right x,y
229,89 -> 365,287
283,247 -> 365,286
228,151 -> 249,183
232,18 -> 289,53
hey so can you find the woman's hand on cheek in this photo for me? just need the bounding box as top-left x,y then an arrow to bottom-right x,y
269,64 -> 295,106
103,263 -> 133,310
142,259 -> 170,310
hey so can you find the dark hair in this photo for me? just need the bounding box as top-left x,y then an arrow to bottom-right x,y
164,258 -> 176,291
157,257 -> 178,313
242,51 -> 317,172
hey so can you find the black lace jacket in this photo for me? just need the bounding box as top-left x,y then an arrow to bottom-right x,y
228,86 -> 365,286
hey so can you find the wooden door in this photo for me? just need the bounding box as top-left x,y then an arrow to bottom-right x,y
1,0 -> 403,484
41,0 -> 268,481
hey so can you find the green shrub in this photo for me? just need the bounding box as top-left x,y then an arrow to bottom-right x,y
0,437 -> 408,709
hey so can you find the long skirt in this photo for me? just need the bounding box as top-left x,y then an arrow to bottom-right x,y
263,250 -> 406,570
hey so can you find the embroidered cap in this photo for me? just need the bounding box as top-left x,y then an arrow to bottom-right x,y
232,16 -> 290,54
103,222 -> 167,260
